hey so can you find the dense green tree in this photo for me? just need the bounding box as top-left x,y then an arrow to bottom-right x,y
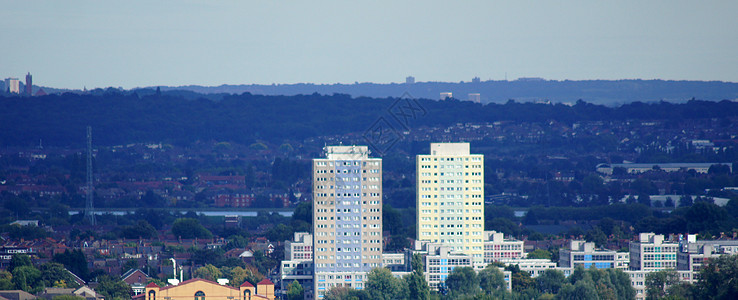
556,280 -> 598,300
292,201 -> 312,223
406,253 -> 430,300
536,269 -> 566,294
251,250 -> 280,279
193,264 -> 222,281
664,197 -> 675,208
228,266 -> 263,287
53,249 -> 89,281
12,266 -> 41,293
2,224 -> 48,240
597,217 -> 616,236
266,223 -> 294,242
171,218 -> 212,239
383,203 -> 403,235
39,262 -> 80,289
120,220 -> 158,239
522,210 -> 539,225
485,205 -> 516,220
645,269 -> 680,300
585,227 -> 608,247
526,249 -> 552,260
411,253 -> 424,275
694,254 -> 738,299
406,272 -> 429,300
286,280 -> 304,300
506,264 -> 534,292
95,275 -> 132,300
189,248 -> 225,266
366,267 -> 408,300
486,218 -> 521,237
445,266 -> 480,296
606,269 -> 636,300
683,202 -> 731,234
141,190 -> 166,207
10,254 -> 32,271
0,271 -> 13,290
665,282 -> 694,300
323,286 -> 368,300
638,193 -> 652,207
225,235 -> 249,250
3,196 -> 30,217
479,265 -> 506,293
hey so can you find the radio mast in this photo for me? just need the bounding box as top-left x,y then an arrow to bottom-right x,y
85,126 -> 95,225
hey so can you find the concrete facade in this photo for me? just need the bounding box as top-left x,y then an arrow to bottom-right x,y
312,145 -> 382,298
559,240 -> 617,269
676,234 -> 738,281
629,233 -> 678,271
482,231 -> 524,265
417,143 -> 485,266
280,232 -> 314,297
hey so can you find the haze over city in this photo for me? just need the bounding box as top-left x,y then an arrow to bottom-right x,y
2,1 -> 738,89
3,2 -> 738,300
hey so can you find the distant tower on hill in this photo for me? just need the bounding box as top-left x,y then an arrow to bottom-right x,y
25,73 -> 32,95
468,93 -> 481,103
5,78 -> 20,94
406,76 -> 415,84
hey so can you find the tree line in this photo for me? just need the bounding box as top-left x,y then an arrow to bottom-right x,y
2,93 -> 738,147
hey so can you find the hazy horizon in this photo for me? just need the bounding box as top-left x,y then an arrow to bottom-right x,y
2,1 -> 737,89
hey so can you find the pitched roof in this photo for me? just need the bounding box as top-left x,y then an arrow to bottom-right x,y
240,281 -> 254,287
257,278 -> 274,285
122,269 -> 149,280
159,278 -> 238,291
0,290 -> 36,300
145,282 -> 160,288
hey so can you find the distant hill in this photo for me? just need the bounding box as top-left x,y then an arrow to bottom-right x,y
2,92 -> 738,147
153,79 -> 738,106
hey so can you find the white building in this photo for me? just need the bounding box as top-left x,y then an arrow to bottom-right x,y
423,244 -> 473,289
625,270 -> 693,300
497,258 -> 557,277
483,231 -> 524,265
418,243 -> 511,291
280,232 -> 314,297
312,145 -> 383,298
629,233 -> 678,271
677,234 -> 738,282
382,253 -> 410,277
559,240 -> 617,269
615,252 -> 630,270
440,92 -> 453,100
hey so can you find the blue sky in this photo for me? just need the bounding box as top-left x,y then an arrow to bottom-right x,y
1,1 -> 736,89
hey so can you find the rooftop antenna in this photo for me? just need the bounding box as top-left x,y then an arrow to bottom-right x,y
85,126 -> 95,225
